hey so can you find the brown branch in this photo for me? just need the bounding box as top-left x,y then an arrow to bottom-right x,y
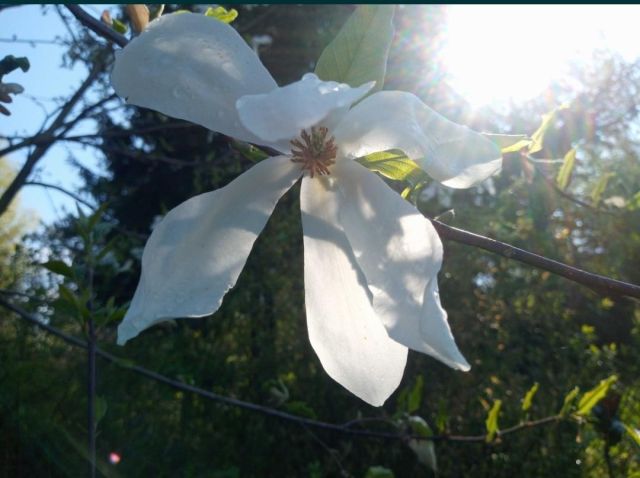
430,219 -> 640,299
66,5 -> 128,48
0,66 -> 102,216
0,295 -> 566,444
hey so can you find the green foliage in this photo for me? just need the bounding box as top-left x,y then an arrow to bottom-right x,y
204,6 -> 238,23
111,18 -> 129,34
576,375 -> 618,416
485,400 -> 502,442
356,149 -> 429,201
560,387 -> 581,417
315,5 -> 395,92
529,104 -> 569,154
521,382 -> 539,412
556,148 -> 577,190
2,6 -> 640,478
0,54 -> 30,80
365,466 -> 395,478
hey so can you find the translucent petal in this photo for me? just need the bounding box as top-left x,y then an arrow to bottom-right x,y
300,175 -> 408,406
237,73 -> 374,145
112,12 -> 278,148
334,91 -> 502,188
334,161 -> 470,370
117,156 -> 300,344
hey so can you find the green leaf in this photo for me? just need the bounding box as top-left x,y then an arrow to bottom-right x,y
111,18 -> 129,35
556,148 -> 576,190
627,190 -> 640,211
623,424 -> 640,449
521,382 -> 539,412
356,150 -> 428,185
485,399 -> 502,442
95,396 -> 108,428
0,55 -> 30,79
529,103 -> 569,154
407,376 -> 424,414
407,415 -> 431,437
483,133 -> 531,154
559,387 -> 580,416
577,375 -> 618,416
204,6 -> 238,24
365,466 -> 395,478
590,172 -> 614,207
42,260 -> 74,279
315,5 -> 394,92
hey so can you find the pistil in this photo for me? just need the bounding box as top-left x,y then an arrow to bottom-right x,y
290,126 -> 338,178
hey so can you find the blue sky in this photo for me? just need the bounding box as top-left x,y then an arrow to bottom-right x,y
1,5 -> 111,225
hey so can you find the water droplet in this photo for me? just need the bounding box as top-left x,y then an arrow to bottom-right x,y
302,73 -> 318,82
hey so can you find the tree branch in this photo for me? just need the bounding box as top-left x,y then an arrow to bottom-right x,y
0,295 -> 565,444
24,181 -> 96,210
430,219 -> 640,299
0,66 -> 102,216
66,5 -> 128,48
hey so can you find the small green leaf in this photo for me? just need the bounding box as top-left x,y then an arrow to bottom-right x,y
365,466 -> 395,478
485,399 -> 502,442
204,6 -> 238,23
356,150 -> 428,185
483,133 -> 531,154
407,376 -> 424,414
627,191 -> 640,211
111,18 -> 129,34
42,260 -> 74,279
315,5 -> 394,92
0,55 -> 30,79
95,396 -> 108,428
529,104 -> 569,154
590,173 -> 614,207
623,424 -> 640,448
522,382 -> 539,412
406,418 -> 437,472
556,148 -> 576,190
407,415 -> 431,437
577,375 -> 618,416
559,387 -> 580,416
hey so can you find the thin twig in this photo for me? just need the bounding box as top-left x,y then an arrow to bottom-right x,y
0,66 -> 102,217
0,295 -> 566,444
24,181 -> 96,210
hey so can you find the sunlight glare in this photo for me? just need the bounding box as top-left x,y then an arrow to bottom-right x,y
442,5 -> 640,107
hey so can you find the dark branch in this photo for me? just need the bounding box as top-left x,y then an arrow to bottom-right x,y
0,295 -> 565,443
0,66 -> 101,216
66,5 -> 128,48
430,219 -> 640,299
24,181 -> 96,210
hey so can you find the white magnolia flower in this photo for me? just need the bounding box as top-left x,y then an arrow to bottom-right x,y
112,13 -> 501,406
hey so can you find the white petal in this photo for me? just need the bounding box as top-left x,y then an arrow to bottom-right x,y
333,91 -> 502,188
237,73 -> 374,145
118,156 -> 300,344
300,175 -> 407,406
112,12 -> 278,148
333,161 -> 470,370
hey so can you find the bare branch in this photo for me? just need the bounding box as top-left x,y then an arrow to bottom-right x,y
24,181 -> 96,210
0,66 -> 102,216
66,5 -> 128,48
430,219 -> 640,299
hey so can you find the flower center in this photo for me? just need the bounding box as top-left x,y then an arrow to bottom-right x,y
290,126 -> 338,178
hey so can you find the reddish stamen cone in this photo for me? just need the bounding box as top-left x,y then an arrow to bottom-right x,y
290,126 -> 338,178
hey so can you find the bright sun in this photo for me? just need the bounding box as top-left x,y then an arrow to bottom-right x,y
441,5 -> 640,108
